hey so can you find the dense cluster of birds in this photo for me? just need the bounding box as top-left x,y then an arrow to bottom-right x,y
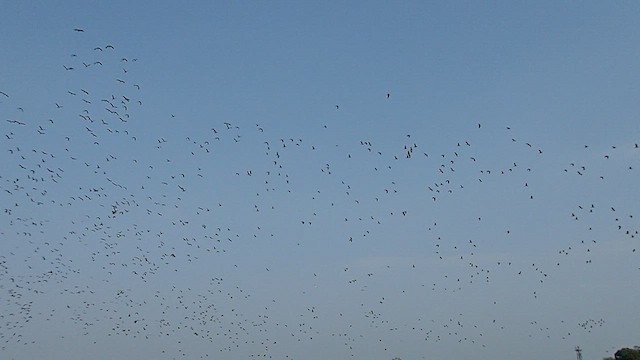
0,30 -> 637,359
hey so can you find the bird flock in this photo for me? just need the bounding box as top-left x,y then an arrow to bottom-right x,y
1,30 -> 638,359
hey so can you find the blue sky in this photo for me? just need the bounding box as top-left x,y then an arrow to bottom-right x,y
1,1 -> 639,359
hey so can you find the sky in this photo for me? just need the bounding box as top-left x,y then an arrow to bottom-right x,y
1,1 -> 639,359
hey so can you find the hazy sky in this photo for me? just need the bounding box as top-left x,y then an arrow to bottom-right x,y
1,1 -> 639,359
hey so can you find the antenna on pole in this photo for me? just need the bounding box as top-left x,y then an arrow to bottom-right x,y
575,346 -> 583,360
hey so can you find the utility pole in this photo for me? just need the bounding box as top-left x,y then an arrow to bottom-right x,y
575,346 -> 583,360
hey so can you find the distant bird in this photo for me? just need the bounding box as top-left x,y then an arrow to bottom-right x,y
73,28 -> 84,32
